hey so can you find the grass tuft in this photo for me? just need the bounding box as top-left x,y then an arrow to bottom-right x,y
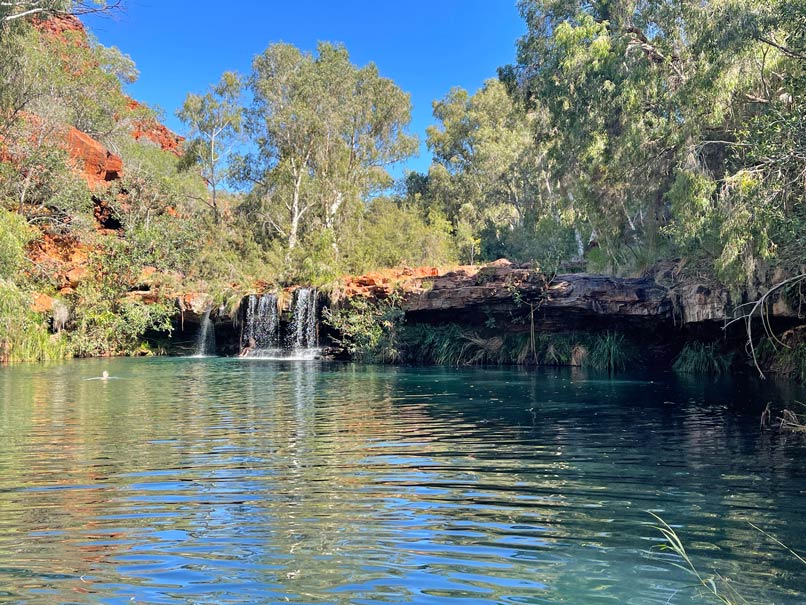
673,342 -> 734,375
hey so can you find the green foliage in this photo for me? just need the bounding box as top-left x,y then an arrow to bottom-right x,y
504,0 -> 805,286
401,324 -> 479,365
0,210 -> 67,362
111,138 -> 206,272
0,119 -> 93,228
236,41 -> 418,266
414,79 -> 557,265
64,234 -> 176,357
69,284 -> 174,357
1,19 -> 135,141
588,331 -> 633,373
0,278 -> 68,362
396,324 -> 611,368
758,338 -> 806,383
177,71 -> 243,223
0,209 -> 34,278
673,342 -> 734,375
345,199 -> 456,275
324,295 -> 405,363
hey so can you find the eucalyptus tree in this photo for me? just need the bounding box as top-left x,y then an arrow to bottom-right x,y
417,78 -> 578,265
509,0 -> 804,282
237,42 -> 417,261
177,71 -> 243,223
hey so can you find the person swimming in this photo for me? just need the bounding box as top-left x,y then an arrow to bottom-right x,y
85,370 -> 115,381
239,338 -> 257,357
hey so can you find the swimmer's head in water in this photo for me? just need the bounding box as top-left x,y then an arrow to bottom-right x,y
102,370 -> 109,379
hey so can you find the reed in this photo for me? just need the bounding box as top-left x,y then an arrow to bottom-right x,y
588,331 -> 633,373
673,342 -> 733,375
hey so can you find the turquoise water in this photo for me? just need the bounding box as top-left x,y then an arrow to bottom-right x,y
0,358 -> 804,604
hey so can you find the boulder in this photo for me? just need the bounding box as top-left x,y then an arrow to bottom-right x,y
31,293 -> 55,313
65,127 -> 123,187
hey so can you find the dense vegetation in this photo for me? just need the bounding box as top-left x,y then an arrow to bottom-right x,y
0,0 -> 803,367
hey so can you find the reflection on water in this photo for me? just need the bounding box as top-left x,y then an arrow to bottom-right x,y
0,359 -> 804,604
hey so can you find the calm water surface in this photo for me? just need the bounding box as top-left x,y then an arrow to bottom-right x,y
0,359 -> 804,604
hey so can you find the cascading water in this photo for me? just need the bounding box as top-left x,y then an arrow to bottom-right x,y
192,309 -> 216,357
242,293 -> 282,355
243,293 -> 279,349
289,287 -> 318,351
240,289 -> 320,360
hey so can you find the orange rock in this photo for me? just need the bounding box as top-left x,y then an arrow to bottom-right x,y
128,100 -> 184,157
180,292 -> 213,315
139,266 -> 157,281
65,266 -> 88,288
31,293 -> 55,313
125,291 -> 160,305
33,14 -> 86,43
66,127 -> 123,187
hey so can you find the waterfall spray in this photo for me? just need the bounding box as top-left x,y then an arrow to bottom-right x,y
192,309 -> 216,357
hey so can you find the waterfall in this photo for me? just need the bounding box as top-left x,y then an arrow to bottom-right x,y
240,289 -> 320,360
243,293 -> 280,351
289,287 -> 318,351
192,309 -> 216,357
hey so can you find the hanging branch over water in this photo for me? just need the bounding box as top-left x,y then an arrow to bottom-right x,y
724,274 -> 806,379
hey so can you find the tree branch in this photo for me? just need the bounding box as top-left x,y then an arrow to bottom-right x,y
756,36 -> 806,61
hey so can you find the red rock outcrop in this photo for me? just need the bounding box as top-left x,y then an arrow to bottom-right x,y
33,14 -> 86,42
340,266 -> 443,298
128,100 -> 184,156
27,232 -> 91,294
65,127 -> 123,187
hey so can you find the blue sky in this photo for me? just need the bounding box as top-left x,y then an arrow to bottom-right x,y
85,1 -> 525,175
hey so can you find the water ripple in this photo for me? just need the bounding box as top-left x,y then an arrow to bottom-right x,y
0,359 -> 803,604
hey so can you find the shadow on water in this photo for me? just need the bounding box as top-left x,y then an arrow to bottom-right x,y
0,358 -> 803,604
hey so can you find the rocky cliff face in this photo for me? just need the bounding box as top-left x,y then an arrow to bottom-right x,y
336,260 -> 800,334
16,15 -> 186,304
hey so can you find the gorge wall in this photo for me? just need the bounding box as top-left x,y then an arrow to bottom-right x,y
170,259 -> 803,369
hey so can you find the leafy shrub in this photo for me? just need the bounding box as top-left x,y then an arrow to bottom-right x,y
324,295 -> 405,363
69,291 -> 174,357
0,279 -> 68,362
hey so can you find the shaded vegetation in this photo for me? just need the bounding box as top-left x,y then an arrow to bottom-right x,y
673,342 -> 735,375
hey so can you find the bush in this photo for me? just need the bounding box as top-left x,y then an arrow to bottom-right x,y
68,291 -> 174,357
324,295 -> 405,363
0,279 -> 68,362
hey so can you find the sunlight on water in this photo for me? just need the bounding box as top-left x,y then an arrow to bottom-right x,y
0,359 -> 804,604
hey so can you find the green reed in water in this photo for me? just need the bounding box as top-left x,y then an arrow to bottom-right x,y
650,512 -> 806,605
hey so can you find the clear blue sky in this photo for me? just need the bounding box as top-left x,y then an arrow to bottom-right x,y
85,1 -> 525,175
